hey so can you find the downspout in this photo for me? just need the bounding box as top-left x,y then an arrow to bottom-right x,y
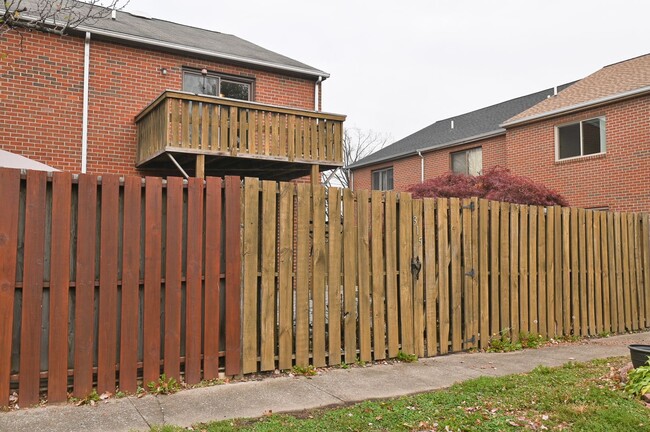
81,32 -> 91,173
349,168 -> 354,190
417,150 -> 424,183
315,76 -> 323,111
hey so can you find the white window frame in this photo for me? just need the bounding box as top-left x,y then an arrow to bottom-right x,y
371,167 -> 393,191
182,69 -> 253,101
555,116 -> 606,161
450,146 -> 482,176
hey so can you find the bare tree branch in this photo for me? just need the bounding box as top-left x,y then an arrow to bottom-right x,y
322,127 -> 391,188
1,0 -> 128,40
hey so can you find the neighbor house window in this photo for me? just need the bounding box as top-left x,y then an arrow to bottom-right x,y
556,117 -> 606,160
372,167 -> 393,190
183,69 -> 252,101
451,147 -> 482,176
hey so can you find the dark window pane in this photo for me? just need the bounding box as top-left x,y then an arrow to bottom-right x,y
451,152 -> 468,174
372,171 -> 379,190
221,80 -> 250,100
183,72 -> 218,96
183,73 -> 203,94
582,119 -> 602,155
558,123 -> 581,159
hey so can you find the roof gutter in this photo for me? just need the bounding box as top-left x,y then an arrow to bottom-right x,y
501,85 -> 650,128
76,25 -> 330,79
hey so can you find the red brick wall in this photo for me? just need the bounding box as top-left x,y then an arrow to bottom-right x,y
505,95 -> 650,212
352,134 -> 506,192
1,30 -> 316,175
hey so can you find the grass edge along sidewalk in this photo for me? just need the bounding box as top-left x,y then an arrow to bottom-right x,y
152,357 -> 649,432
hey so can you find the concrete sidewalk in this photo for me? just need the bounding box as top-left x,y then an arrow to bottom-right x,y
2,332 -> 649,432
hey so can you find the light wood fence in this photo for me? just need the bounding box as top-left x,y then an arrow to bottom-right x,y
240,178 -> 650,372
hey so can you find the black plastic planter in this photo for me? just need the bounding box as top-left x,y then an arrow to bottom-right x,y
629,344 -> 650,368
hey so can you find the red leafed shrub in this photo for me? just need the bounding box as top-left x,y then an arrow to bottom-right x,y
407,167 -> 568,206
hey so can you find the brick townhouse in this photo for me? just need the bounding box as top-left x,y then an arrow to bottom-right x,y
350,53 -> 650,212
1,0 -> 344,180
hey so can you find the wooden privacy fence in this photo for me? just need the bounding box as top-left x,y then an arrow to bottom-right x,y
240,178 -> 650,373
2,170 -> 650,407
0,169 -> 242,407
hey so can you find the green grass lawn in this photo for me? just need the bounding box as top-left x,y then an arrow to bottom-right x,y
153,357 -> 649,432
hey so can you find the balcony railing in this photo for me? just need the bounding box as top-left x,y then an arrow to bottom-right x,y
135,91 -> 345,172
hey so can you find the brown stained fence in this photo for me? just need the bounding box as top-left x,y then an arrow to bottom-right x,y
240,178 -> 650,373
0,168 -> 242,407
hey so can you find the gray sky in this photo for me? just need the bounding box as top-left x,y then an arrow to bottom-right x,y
125,0 -> 650,143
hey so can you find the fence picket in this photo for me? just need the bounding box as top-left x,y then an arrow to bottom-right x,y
278,182 -> 294,370
357,190 -> 372,362
327,188 -> 343,365
561,208 -> 571,335
628,214 -> 639,330
641,213 -> 650,326
398,193 -> 414,354
509,204 -> 519,342
74,174 -> 98,397
613,212 -> 625,333
519,205 -> 529,335
48,172 -> 72,403
97,175 -> 120,394
372,191 -> 387,360
621,213 -> 632,330
259,181 -> 277,372
163,178 -> 183,381
243,178 -> 260,374
424,198 -> 438,355
528,206 -> 538,335
593,212 -> 604,334
450,198 -> 462,352
500,202 -> 510,336
224,176 -> 242,376
343,189 -> 358,363
204,177 -> 223,379
437,198 -> 450,355
546,206 -> 555,337
295,184 -> 311,367
412,198 -> 425,356
462,199 -> 474,348
478,199 -> 489,349
120,176 -> 141,393
312,185 -> 327,367
385,193 -> 399,358
0,169 -> 19,407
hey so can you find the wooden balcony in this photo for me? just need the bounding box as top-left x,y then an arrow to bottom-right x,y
135,91 -> 346,180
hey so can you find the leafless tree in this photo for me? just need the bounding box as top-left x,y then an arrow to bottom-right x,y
1,0 -> 128,41
322,127 -> 390,188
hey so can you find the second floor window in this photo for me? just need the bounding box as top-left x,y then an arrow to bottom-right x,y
556,117 -> 606,160
372,167 -> 393,190
451,147 -> 482,176
183,70 -> 252,101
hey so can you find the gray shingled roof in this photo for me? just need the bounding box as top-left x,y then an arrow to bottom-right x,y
14,0 -> 327,78
349,83 -> 575,169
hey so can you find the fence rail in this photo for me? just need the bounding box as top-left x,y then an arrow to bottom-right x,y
1,169 -> 649,407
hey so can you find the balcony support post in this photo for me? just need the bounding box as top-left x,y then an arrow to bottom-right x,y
311,164 -> 320,186
196,155 -> 205,179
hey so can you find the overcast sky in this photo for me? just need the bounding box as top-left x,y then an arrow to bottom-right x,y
125,0 -> 650,144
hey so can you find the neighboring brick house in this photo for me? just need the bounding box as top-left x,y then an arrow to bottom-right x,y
348,84 -> 574,191
350,53 -> 650,212
1,1 -> 344,180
